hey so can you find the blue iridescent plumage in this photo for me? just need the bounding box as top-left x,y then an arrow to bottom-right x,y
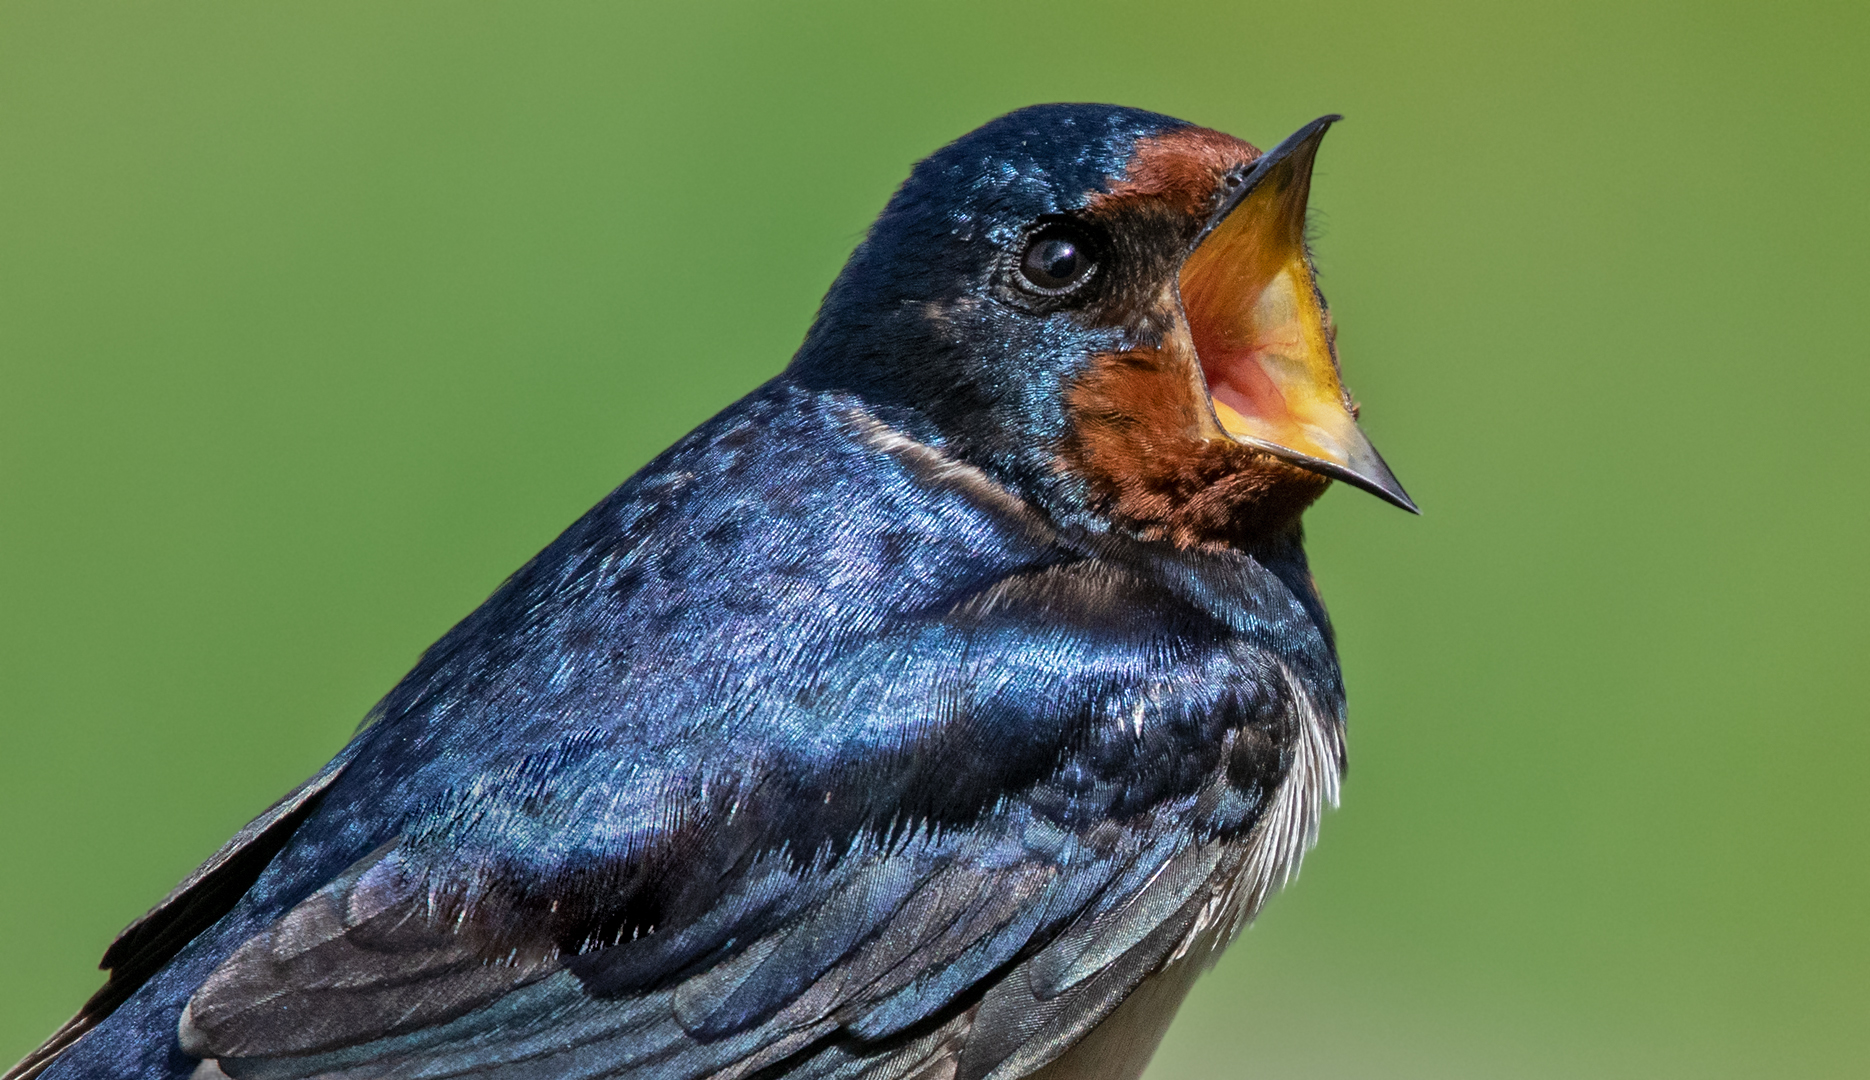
18,103 -> 1400,1080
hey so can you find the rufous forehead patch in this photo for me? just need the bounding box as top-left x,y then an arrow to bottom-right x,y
1094,126 -> 1262,218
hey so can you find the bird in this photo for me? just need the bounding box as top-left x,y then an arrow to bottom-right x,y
9,103 -> 1414,1080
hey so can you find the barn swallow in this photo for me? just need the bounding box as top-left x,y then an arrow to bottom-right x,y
11,103 -> 1412,1080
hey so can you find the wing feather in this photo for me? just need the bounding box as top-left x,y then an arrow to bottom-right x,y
4,756 -> 351,1080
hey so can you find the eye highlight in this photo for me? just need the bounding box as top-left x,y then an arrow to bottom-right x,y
1017,224 -> 1098,294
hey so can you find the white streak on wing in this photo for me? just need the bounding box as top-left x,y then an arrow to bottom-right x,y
842,408 -> 1058,544
1175,662 -> 1346,964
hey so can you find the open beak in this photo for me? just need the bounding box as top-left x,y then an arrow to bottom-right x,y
1179,115 -> 1417,513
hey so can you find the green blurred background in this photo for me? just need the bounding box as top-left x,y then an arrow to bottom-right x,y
3,1 -> 1865,1075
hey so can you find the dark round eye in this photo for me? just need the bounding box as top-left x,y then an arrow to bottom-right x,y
1018,228 -> 1096,293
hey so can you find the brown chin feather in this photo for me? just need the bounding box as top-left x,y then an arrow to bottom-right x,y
1061,342 -> 1330,550
1058,124 -> 1332,549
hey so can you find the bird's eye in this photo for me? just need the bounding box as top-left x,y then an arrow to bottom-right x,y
1018,227 -> 1097,293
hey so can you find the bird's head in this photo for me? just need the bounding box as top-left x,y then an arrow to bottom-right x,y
788,103 -> 1414,549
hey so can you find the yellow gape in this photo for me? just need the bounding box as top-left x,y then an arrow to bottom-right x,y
1179,118 -> 1414,511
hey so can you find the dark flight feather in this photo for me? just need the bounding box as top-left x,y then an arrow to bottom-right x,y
4,761 -> 350,1080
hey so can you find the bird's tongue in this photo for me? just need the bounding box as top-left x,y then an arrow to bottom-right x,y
1179,117 -> 1415,512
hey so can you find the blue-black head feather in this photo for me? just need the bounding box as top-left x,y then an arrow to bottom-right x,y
788,104 -> 1193,525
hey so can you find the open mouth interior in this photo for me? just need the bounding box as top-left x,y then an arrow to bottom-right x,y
1180,156 -> 1353,469
1189,258 -> 1356,467
1174,116 -> 1416,512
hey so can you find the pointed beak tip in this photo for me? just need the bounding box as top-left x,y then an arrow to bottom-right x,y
1334,439 -> 1418,514
1343,470 -> 1419,515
